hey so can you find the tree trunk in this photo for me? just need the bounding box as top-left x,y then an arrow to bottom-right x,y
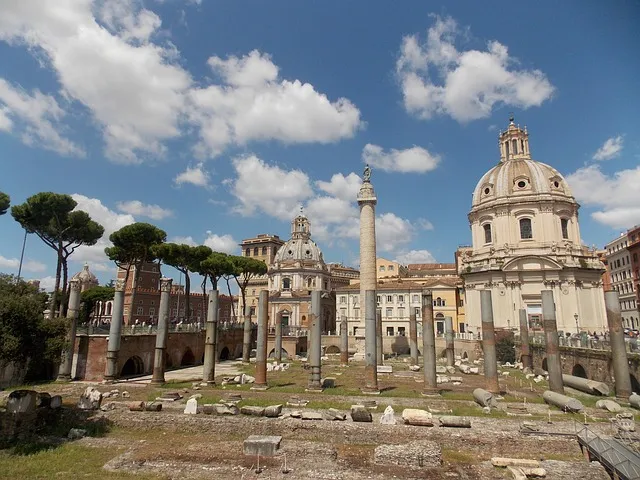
59,259 -> 69,317
184,270 -> 191,323
201,275 -> 208,321
225,277 -> 235,320
50,253 -> 62,317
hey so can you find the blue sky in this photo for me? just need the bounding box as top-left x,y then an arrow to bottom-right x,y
1,0 -> 639,290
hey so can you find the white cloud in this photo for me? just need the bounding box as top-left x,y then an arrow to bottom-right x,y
417,218 -> 434,230
362,144 -> 440,173
396,15 -> 554,122
229,154 -> 312,219
70,194 -> 136,263
593,135 -> 623,161
204,232 -> 238,254
315,172 -> 362,201
394,249 -> 436,265
174,162 -> 210,188
116,200 -> 173,220
0,0 -> 191,163
0,255 -> 46,273
566,164 -> 640,229
170,235 -> 197,246
188,50 -> 363,157
0,78 -> 84,156
35,275 -> 56,291
376,213 -> 415,252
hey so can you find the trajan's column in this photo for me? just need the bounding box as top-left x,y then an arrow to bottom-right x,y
358,164 -> 379,392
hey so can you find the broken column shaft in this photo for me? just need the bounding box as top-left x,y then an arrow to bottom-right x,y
519,308 -> 532,370
376,309 -> 383,365
57,279 -> 82,381
480,290 -> 500,393
541,290 -> 564,394
242,304 -> 252,363
409,312 -> 418,365
151,277 -> 172,384
444,316 -> 455,367
307,290 -> 323,390
202,289 -> 219,385
274,311 -> 283,363
605,290 -> 632,399
253,290 -> 269,389
340,314 -> 349,365
422,290 -> 438,394
104,280 -> 125,382
364,290 -> 379,392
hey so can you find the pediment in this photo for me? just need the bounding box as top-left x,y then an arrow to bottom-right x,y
501,255 -> 562,272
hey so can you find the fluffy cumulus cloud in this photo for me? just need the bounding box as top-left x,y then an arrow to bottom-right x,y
174,163 -> 211,188
188,50 -> 363,158
228,155 -> 313,219
0,79 -> 84,156
70,193 -> 135,263
362,144 -> 440,173
0,2 -> 361,163
116,200 -> 173,220
35,275 -> 57,291
169,235 -> 197,246
593,135 -> 624,161
0,255 -> 47,273
566,164 -> 640,229
204,232 -> 238,254
394,249 -> 436,265
396,15 -> 555,122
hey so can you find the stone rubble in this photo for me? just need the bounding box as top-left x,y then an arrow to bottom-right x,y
379,405 -> 397,425
401,408 -> 434,426
77,386 -> 102,410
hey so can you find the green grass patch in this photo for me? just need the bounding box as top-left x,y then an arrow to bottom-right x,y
441,448 -> 478,464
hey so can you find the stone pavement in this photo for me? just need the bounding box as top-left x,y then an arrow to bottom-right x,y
111,360 -> 244,386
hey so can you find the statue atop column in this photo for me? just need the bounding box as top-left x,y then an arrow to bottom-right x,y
363,164 -> 371,182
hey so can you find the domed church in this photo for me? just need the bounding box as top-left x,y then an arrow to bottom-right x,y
268,208 -> 336,333
458,117 -> 607,334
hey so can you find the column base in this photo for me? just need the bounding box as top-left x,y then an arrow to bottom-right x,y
204,381 -> 216,387
149,379 -> 165,385
250,384 -> 269,391
56,374 -> 71,382
102,378 -> 118,384
305,387 -> 324,393
361,388 -> 381,395
421,389 -> 441,397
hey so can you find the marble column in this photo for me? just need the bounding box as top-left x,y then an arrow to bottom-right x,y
307,290 -> 323,391
542,290 -> 564,394
275,311 -> 283,363
358,165 -> 378,394
151,278 -> 172,384
422,290 -> 438,395
242,304 -> 252,363
519,308 -> 532,370
57,279 -> 82,381
202,290 -> 219,385
444,316 -> 455,367
253,290 -> 269,389
104,279 -> 125,382
605,291 -> 632,399
340,314 -> 349,365
409,312 -> 418,365
480,290 -> 500,393
376,309 -> 383,365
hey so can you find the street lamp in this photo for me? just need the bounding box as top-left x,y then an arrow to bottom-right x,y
574,313 -> 579,334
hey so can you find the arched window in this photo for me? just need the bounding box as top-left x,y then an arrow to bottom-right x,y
253,247 -> 259,256
262,246 -> 267,255
519,218 -> 533,239
436,297 -> 443,306
282,278 -> 291,290
561,218 -> 569,239
483,223 -> 492,243
245,248 -> 251,256
512,139 -> 518,154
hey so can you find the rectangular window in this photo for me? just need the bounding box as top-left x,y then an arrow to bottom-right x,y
398,295 -> 404,303
412,294 -> 419,303
353,308 -> 360,318
398,327 -> 406,336
520,218 -> 533,239
386,295 -> 393,302
149,307 -> 155,316
484,223 -> 492,243
136,306 -> 143,315
385,307 -> 393,318
389,265 -> 394,271
414,307 -> 421,316
340,308 -> 347,318
561,218 -> 569,239
386,327 -> 394,336
397,308 -> 405,318
340,296 -> 347,304
376,295 -> 381,303
459,299 -> 464,307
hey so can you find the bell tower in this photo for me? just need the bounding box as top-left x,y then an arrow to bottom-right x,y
499,115 -> 531,162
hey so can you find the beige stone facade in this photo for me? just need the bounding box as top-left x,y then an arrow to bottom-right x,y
605,232 -> 639,329
458,117 -> 607,335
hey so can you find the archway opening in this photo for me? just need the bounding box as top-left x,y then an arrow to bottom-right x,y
219,346 -> 230,361
121,356 -> 144,377
164,352 -> 173,369
268,348 -> 289,359
181,348 -> 196,366
630,373 -> 640,394
542,358 -> 548,372
462,351 -> 468,360
326,345 -> 340,354
572,364 -> 587,378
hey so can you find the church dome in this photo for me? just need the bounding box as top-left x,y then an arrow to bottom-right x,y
273,209 -> 325,264
71,263 -> 99,289
471,117 -> 575,210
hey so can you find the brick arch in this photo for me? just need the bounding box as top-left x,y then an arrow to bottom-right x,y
181,348 -> 196,366
572,364 -> 587,378
219,346 -> 230,361
325,345 -> 340,354
269,347 -> 290,358
630,373 -> 640,394
121,355 -> 144,377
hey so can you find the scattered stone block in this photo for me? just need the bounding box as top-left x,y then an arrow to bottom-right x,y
36,392 -> 51,408
243,435 -> 282,457
145,402 -> 162,412
68,428 -> 87,440
50,395 -> 62,409
409,365 -> 421,371
507,466 -> 527,480
156,392 -> 183,402
7,390 -> 37,414
264,404 -> 283,418
289,410 -> 302,418
350,405 -> 373,422
520,467 -> 547,477
321,377 -> 336,388
491,457 -> 540,468
374,440 -> 441,468
446,366 -> 456,374
301,411 -> 323,420
502,371 -> 510,376
362,400 -> 378,410
469,367 -> 479,374
129,401 -> 145,411
617,419 -> 636,432
189,393 -> 202,401
436,366 -> 447,374
377,365 -> 393,373
436,375 -> 450,384
439,416 -> 471,428
121,391 -> 130,398
183,398 -> 198,415
379,405 -> 396,425
241,406 -> 265,416
459,364 -> 471,374
595,399 -> 622,413
324,408 -> 346,421
78,387 -> 102,410
402,408 -> 434,426
287,397 -> 309,407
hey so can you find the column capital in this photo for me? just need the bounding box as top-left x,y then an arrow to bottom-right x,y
357,182 -> 377,205
69,278 -> 82,292
115,279 -> 125,292
160,277 -> 173,292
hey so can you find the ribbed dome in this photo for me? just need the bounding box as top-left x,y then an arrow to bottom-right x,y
274,238 -> 324,263
71,263 -> 99,285
472,158 -> 575,208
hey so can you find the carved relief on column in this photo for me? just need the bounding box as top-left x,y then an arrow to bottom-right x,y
69,279 -> 82,293
160,277 -> 172,292
115,279 -> 125,292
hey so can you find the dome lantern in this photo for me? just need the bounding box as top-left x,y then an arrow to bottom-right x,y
499,115 -> 531,162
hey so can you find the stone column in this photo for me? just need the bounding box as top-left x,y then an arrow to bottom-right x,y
605,291 -> 632,399
151,278 -> 172,385
363,290 -> 379,392
253,291 -> 269,389
307,290 -> 323,391
202,290 -> 219,385
275,311 -> 283,363
104,279 -> 125,382
480,290 -> 500,393
409,312 -> 418,365
376,309 -> 383,365
57,279 -> 82,381
541,290 -> 564,394
358,167 -> 378,394
422,290 -> 438,395
519,308 -> 532,370
340,314 -> 349,365
242,304 -> 252,363
444,316 -> 455,367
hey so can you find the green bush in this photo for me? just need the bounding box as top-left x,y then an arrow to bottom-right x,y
495,336 -> 516,364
